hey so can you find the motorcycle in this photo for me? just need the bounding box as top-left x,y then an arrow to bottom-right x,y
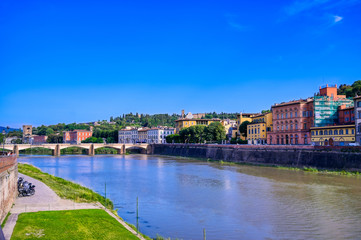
17,177 -> 36,197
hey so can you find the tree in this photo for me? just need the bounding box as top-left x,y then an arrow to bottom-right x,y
239,121 -> 251,138
166,134 -> 181,143
204,122 -> 226,142
261,110 -> 271,114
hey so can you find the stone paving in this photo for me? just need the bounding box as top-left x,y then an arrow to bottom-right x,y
2,173 -> 144,240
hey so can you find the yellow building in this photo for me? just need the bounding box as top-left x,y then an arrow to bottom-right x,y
310,125 -> 355,146
237,113 -> 257,140
175,118 -> 221,133
247,112 -> 273,144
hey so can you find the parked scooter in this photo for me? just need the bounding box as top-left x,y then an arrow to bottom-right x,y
17,177 -> 35,197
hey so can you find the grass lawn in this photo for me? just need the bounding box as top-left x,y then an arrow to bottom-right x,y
11,209 -> 139,240
18,163 -> 113,209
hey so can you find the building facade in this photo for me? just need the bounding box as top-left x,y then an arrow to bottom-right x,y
22,125 -> 32,143
118,128 -> 132,143
63,129 -> 93,144
247,112 -> 272,144
310,125 -> 355,146
314,85 -> 353,127
32,135 -> 48,144
138,128 -> 149,143
355,96 -> 361,145
147,128 -> 175,143
237,113 -> 257,140
338,105 -> 355,125
267,98 -> 314,145
175,112 -> 221,133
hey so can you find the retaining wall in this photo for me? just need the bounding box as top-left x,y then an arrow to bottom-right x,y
0,156 -> 18,223
150,144 -> 361,171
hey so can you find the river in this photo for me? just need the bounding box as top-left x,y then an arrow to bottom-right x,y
19,154 -> 361,240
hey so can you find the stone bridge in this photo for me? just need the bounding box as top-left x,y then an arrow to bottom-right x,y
2,143 -> 150,156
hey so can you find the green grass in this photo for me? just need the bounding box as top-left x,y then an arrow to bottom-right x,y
1,211 -> 11,228
18,163 -> 113,209
11,209 -> 139,240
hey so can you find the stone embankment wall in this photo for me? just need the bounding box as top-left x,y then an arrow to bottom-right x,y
0,156 -> 18,223
149,144 -> 361,171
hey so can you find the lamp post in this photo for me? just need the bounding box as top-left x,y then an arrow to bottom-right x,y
2,129 -> 5,155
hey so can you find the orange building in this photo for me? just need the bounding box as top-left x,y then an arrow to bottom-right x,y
63,129 -> 93,144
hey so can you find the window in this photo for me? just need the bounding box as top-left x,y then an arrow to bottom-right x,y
358,101 -> 361,107
281,126 -> 284,130
316,131 -> 318,135
285,113 -> 288,118
329,130 -> 332,135
295,124 -> 298,129
290,124 -> 293,130
295,112 -> 298,117
320,131 -> 323,135
281,114 -> 284,119
346,111 -> 349,115
286,125 -> 288,130
277,114 -> 279,119
303,111 -> 306,117
290,112 -> 293,118
345,117 -> 349,122
334,130 -> 338,135
324,130 -> 327,135
303,123 -> 307,129
339,130 -> 344,135
311,131 -> 314,135
346,129 -> 349,134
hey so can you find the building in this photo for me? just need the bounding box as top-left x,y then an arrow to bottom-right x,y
338,105 -> 355,125
63,129 -> 93,144
32,135 -> 48,144
221,119 -> 237,140
175,111 -> 221,133
138,128 -> 149,143
236,113 -> 257,140
310,125 -> 355,146
355,96 -> 361,145
147,127 -> 175,143
247,112 -> 273,144
267,98 -> 314,145
22,125 -> 32,143
118,127 -> 133,143
314,84 -> 353,127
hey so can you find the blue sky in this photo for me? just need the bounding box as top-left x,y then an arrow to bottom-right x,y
1,0 -> 360,128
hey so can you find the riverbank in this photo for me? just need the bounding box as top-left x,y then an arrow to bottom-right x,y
150,144 -> 361,172
8,164 -> 150,240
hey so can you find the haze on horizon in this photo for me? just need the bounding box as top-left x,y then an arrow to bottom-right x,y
1,0 -> 360,128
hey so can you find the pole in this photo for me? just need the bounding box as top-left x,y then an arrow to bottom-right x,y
203,228 -> 206,240
136,196 -> 139,234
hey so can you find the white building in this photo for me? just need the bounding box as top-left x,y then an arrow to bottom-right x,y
118,127 -> 133,143
147,127 -> 175,143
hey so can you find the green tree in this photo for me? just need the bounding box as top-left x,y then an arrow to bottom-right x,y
239,121 -> 251,138
166,134 -> 181,143
204,122 -> 226,142
46,128 -> 54,136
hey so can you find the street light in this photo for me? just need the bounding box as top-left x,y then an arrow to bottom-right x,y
2,129 -> 6,155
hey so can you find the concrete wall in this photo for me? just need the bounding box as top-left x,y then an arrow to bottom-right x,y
0,156 -> 18,224
150,144 -> 361,171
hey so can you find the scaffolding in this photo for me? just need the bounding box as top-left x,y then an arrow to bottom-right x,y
314,96 -> 354,127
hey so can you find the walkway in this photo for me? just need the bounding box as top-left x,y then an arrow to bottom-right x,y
2,173 -> 145,240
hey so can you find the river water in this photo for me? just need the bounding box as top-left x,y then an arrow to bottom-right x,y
19,154 -> 361,240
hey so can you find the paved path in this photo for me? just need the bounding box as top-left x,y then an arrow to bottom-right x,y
3,173 -> 145,240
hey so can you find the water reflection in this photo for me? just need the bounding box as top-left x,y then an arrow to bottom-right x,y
19,155 -> 361,240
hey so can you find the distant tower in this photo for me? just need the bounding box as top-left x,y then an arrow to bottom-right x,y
90,126 -> 94,132
23,125 -> 32,143
181,109 -> 185,118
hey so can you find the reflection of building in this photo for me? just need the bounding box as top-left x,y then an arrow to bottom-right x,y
355,96 -> 361,145
175,111 -> 221,133
147,127 -> 175,143
236,113 -> 256,140
247,112 -> 272,145
310,125 -> 355,146
267,98 -> 314,145
22,125 -> 32,143
63,129 -> 92,144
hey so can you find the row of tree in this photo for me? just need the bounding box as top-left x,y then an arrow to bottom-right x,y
338,80 -> 361,98
166,122 -> 226,143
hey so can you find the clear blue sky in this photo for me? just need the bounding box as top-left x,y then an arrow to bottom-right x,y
1,0 -> 360,128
